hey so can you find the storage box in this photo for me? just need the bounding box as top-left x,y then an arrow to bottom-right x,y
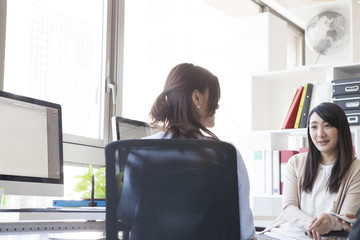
333,94 -> 360,111
332,78 -> 360,96
345,110 -> 360,125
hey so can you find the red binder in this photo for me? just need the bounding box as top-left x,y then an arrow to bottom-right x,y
280,150 -> 299,194
281,86 -> 304,129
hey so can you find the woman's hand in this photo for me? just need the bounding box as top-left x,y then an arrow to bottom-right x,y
307,214 -> 332,239
307,218 -> 321,240
335,213 -> 356,229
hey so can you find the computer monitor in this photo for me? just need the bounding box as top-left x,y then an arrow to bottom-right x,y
0,91 -> 64,196
111,116 -> 160,141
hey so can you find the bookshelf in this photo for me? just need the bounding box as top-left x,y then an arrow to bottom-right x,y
248,1 -> 360,226
251,63 -> 360,131
250,62 -> 360,158
251,64 -> 333,131
250,62 -> 360,227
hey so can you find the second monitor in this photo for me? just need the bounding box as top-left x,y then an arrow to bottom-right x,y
111,116 -> 159,141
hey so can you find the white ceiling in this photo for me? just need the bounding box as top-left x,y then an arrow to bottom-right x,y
260,0 -> 357,28
204,0 -> 355,29
273,0 -> 339,9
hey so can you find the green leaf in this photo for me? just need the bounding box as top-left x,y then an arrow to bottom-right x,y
82,192 -> 91,199
87,164 -> 94,176
94,192 -> 106,199
73,175 -> 91,181
95,167 -> 105,177
74,181 -> 90,192
72,165 -> 107,199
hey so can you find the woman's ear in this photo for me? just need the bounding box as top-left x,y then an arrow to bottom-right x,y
192,89 -> 200,107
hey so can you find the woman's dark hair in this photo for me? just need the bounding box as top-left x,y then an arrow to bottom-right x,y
150,63 -> 220,139
302,102 -> 353,193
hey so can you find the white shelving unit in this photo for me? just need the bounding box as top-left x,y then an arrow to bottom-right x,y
250,62 -> 360,227
249,0 -> 360,228
250,62 -> 360,156
251,64 -> 334,131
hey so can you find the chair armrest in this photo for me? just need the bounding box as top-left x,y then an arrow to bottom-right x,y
322,230 -> 349,238
255,226 -> 266,232
305,230 -> 349,238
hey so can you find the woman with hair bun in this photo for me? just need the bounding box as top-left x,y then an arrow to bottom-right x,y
145,63 -> 256,239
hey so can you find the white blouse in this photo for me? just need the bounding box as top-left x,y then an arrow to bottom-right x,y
301,164 -> 337,217
265,164 -> 337,240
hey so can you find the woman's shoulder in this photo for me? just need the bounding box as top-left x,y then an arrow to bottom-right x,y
142,131 -> 167,139
350,158 -> 360,170
289,152 -> 307,161
287,152 -> 307,167
346,158 -> 360,181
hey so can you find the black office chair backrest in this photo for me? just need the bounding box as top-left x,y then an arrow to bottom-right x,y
105,139 -> 240,240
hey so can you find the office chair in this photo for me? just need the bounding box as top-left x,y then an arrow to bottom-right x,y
105,139 -> 240,240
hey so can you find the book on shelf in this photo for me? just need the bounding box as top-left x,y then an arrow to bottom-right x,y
280,150 -> 299,195
309,83 -> 330,115
281,85 -> 304,129
252,149 -> 272,194
294,83 -> 309,128
265,149 -> 273,195
272,150 -> 280,195
299,83 -> 313,128
299,147 -> 308,153
252,150 -> 266,193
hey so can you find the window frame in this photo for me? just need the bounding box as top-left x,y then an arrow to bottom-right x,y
0,0 -> 125,154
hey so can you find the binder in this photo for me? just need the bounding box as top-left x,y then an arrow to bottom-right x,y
294,84 -> 308,128
280,150 -> 299,194
272,150 -> 280,195
281,86 -> 304,129
252,150 -> 266,193
265,149 -> 273,195
299,83 -> 313,128
309,83 -> 331,115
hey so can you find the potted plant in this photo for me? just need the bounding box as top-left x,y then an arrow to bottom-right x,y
73,164 -> 106,199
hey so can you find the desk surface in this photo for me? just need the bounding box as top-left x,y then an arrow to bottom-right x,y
0,207 -> 105,212
0,209 -> 129,239
0,209 -> 105,236
0,208 -> 106,222
0,219 -> 105,234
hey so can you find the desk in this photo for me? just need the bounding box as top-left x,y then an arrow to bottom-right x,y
0,208 -> 105,221
0,208 -> 129,240
0,220 -> 105,239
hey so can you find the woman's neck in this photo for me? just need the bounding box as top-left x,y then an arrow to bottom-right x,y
320,151 -> 338,166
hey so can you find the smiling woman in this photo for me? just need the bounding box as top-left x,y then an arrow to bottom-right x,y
260,102 -> 360,240
308,112 -> 339,164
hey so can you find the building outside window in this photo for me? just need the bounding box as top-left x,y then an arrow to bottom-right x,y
3,0 -> 108,141
1,0 -> 112,200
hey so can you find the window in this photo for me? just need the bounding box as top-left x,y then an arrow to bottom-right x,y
122,0 -> 261,123
3,0 -> 109,143
287,24 -> 304,68
0,0 -> 120,203
121,0 -> 303,133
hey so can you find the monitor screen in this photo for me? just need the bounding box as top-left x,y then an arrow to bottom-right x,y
0,91 -> 64,196
111,116 -> 160,141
